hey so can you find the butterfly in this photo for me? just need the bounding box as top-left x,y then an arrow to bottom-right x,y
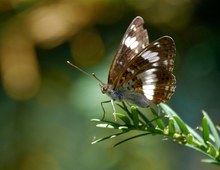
67,16 -> 176,117
99,16 -> 176,110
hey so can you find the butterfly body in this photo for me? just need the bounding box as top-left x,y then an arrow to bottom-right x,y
100,84 -> 149,107
101,16 -> 176,108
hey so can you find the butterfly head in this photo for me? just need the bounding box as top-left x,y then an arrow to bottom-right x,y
99,83 -> 109,94
99,83 -> 122,102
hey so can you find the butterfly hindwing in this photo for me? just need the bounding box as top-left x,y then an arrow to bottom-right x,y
117,36 -> 176,104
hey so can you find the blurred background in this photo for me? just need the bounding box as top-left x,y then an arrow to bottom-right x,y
0,0 -> 219,169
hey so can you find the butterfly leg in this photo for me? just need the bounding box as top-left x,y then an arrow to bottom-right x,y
101,100 -> 117,121
111,99 -> 117,121
101,100 -> 111,120
149,102 -> 161,116
152,103 -> 161,115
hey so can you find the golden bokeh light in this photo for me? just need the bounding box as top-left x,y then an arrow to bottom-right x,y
19,151 -> 61,170
24,1 -> 100,48
127,0 -> 195,30
70,29 -> 105,67
0,28 -> 41,100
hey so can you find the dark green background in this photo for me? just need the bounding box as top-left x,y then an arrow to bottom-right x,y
0,0 -> 219,170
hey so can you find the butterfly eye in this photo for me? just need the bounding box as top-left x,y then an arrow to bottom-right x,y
100,84 -> 108,94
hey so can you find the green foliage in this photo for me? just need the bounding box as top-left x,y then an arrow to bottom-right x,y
91,103 -> 220,165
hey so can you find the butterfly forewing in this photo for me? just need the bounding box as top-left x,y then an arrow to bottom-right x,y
108,16 -> 149,84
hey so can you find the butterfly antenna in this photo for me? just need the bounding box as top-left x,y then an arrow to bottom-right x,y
91,73 -> 105,85
67,61 -> 105,84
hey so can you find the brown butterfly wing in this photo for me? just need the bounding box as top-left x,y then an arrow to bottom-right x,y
108,16 -> 149,85
117,36 -> 176,104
